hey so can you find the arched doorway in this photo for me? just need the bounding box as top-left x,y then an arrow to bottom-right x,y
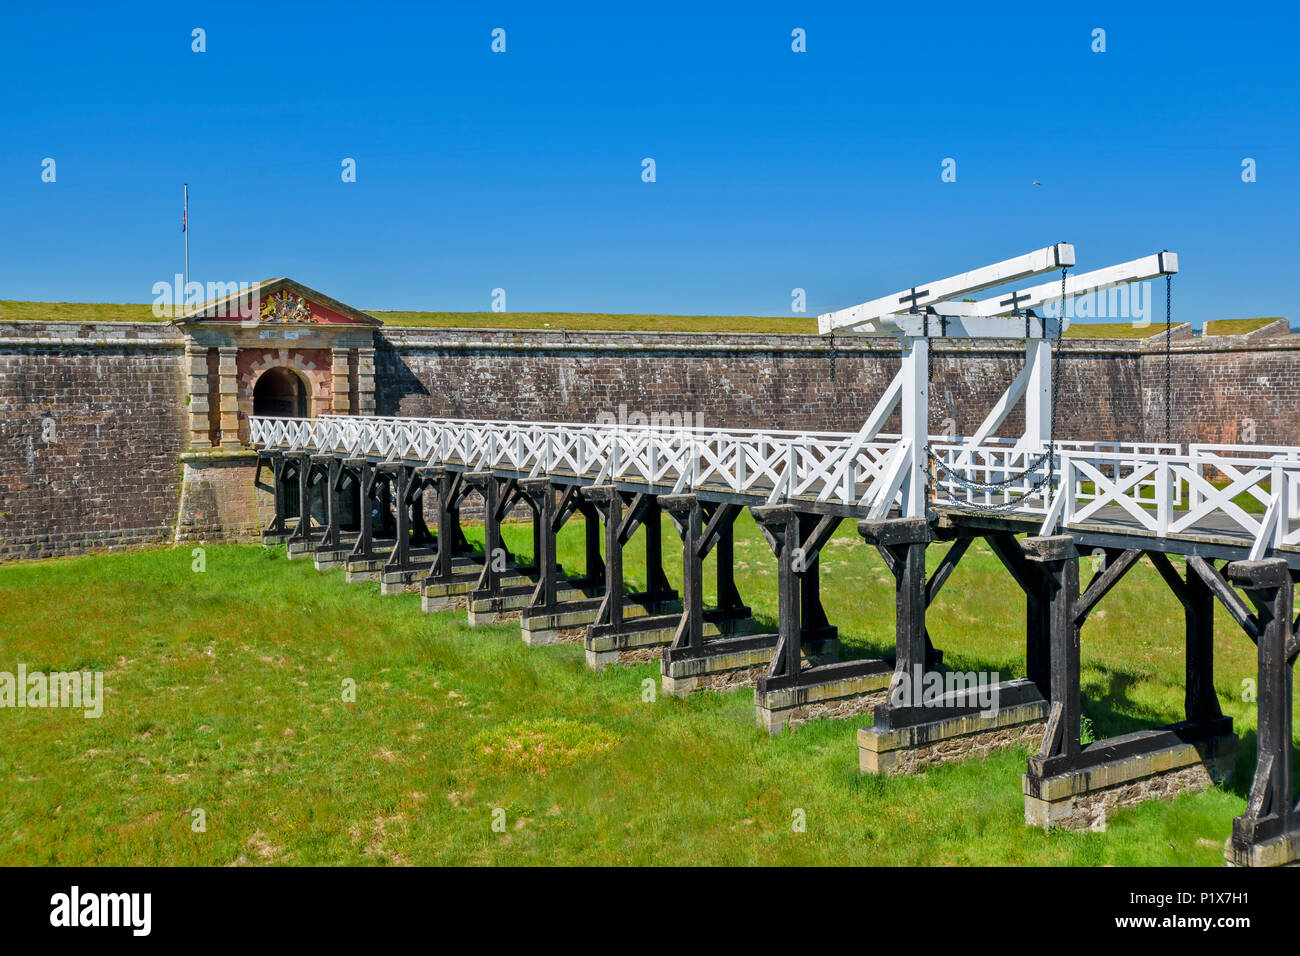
253,366 -> 308,418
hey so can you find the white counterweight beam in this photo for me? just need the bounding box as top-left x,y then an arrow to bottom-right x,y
817,242 -> 1075,336
935,252 -> 1178,318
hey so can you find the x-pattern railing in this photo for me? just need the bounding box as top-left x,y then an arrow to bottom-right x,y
250,415 -> 1300,557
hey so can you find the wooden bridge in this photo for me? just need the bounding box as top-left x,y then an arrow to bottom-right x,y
248,244 -> 1300,867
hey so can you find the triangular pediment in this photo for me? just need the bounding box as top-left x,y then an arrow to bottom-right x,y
173,278 -> 382,327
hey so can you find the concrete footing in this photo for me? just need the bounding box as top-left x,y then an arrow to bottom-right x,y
757,666 -> 893,734
1024,731 -> 1238,832
859,692 -> 1049,775
661,635 -> 838,697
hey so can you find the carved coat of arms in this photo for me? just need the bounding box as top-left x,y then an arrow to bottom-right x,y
258,290 -> 313,324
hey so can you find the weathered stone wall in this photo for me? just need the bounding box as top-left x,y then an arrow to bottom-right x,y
0,323 -> 188,560
173,451 -> 275,544
0,320 -> 1296,561
1142,340 -> 1300,447
376,329 -> 1153,444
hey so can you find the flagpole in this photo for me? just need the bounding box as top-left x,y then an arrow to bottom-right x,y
183,184 -> 189,299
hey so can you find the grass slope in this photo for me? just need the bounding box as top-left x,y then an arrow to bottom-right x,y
2,299 -> 1272,339
0,513 -> 1282,866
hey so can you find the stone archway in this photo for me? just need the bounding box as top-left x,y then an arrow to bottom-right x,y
252,366 -> 309,418
237,349 -> 334,444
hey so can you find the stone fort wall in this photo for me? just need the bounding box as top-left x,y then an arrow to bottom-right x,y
1,320 -> 1295,561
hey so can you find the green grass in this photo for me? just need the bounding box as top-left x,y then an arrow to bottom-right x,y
1203,317 -> 1284,336
1,298 -> 1284,339
370,311 -> 816,334
0,512 -> 1281,866
1060,322 -> 1172,339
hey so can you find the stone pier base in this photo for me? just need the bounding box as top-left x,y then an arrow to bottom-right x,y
1024,732 -> 1238,832
520,598 -> 674,647
757,667 -> 892,734
661,636 -> 838,697
379,565 -> 433,595
345,557 -> 389,584
421,576 -> 481,612
1225,832 -> 1300,867
585,615 -> 752,671
467,579 -> 588,627
286,537 -> 320,559
314,545 -> 354,572
860,694 -> 1049,775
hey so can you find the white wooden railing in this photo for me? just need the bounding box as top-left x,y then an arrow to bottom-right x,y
250,416 -> 1300,558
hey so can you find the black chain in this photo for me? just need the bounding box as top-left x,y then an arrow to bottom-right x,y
1170,273 -> 1180,444
925,266 -> 1068,512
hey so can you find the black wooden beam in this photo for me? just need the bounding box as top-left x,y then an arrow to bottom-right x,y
1073,548 -> 1143,627
1190,555 -> 1260,643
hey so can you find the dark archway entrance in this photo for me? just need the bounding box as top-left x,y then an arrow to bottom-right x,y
253,366 -> 308,418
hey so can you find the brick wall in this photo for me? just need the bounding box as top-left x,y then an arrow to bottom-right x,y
173,453 -> 276,544
1141,344 -> 1300,447
0,323 -> 187,560
377,330 -> 1152,443
1,320 -> 1297,561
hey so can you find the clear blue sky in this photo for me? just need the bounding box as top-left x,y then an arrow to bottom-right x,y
1,1 -> 1295,326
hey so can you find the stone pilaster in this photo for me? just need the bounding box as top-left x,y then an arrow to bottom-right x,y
332,348 -> 353,414
186,344 -> 212,449
356,347 -> 376,416
217,346 -> 241,448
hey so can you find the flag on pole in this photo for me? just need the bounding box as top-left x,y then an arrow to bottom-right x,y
182,184 -> 188,232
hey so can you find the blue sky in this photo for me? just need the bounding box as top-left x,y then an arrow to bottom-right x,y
0,1 -> 1295,326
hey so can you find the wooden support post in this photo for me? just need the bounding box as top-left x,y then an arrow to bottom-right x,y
580,499 -> 605,585
798,512 -> 837,644
1024,535 -> 1081,771
314,455 -> 343,550
410,474 -> 434,549
262,451 -> 290,538
589,488 -> 625,630
580,488 -> 687,669
858,517 -> 935,728
521,479 -> 559,613
715,512 -> 743,614
387,464 -> 411,570
352,460 -> 372,557
752,506 -> 802,680
466,473 -> 508,595
607,493 -> 626,629
643,498 -> 674,604
378,473 -> 394,539
287,453 -> 323,546
1226,559 -> 1297,864
662,495 -> 705,652
432,469 -> 457,581
1184,562 -> 1224,725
